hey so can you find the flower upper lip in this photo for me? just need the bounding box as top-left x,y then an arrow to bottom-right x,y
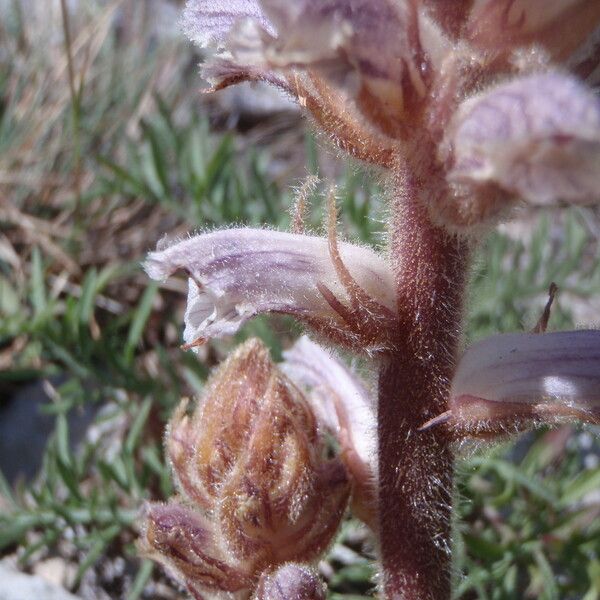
418,330 -> 600,437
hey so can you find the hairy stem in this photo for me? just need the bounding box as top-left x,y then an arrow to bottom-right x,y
378,154 -> 471,599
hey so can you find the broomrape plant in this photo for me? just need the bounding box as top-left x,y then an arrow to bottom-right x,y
140,1 -> 600,599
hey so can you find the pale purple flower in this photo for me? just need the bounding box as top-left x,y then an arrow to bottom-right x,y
282,336 -> 377,526
185,0 -> 419,104
444,73 -> 600,207
145,228 -> 397,353
183,0 -> 600,229
421,330 -> 600,437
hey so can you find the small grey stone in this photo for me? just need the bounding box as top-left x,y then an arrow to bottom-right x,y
0,562 -> 81,600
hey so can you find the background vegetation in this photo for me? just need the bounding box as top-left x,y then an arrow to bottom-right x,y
1,2 -> 599,598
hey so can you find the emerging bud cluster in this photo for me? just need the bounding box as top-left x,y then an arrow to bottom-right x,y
140,339 -> 349,599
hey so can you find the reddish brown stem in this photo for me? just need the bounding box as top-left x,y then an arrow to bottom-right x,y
378,155 -> 471,599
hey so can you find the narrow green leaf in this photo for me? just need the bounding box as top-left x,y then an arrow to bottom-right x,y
0,274 -> 19,316
125,282 -> 158,362
78,268 -> 98,325
0,468 -> 16,508
74,525 -> 120,585
56,412 -> 72,467
533,549 -> 559,600
98,458 -> 129,490
125,397 -> 152,455
0,514 -> 42,549
561,469 -> 600,507
141,119 -> 169,195
45,339 -> 90,379
127,560 -> 154,600
98,155 -> 147,197
471,457 -> 558,506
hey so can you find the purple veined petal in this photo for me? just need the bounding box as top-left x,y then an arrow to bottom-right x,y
444,330 -> 600,436
145,228 -> 395,349
282,335 -> 376,472
182,0 -> 273,49
221,0 -> 435,133
446,73 -> 600,206
257,0 -> 413,77
140,502 -> 253,593
184,0 -> 422,98
282,335 -> 377,527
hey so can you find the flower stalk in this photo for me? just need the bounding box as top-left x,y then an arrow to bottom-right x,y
376,154 -> 471,598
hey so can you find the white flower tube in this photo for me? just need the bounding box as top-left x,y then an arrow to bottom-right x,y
282,336 -> 376,472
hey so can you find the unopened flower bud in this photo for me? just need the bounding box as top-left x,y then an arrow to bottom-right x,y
254,563 -> 326,600
140,338 -> 349,598
141,503 -> 253,597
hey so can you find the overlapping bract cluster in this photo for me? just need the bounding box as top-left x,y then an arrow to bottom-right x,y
140,339 -> 349,599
